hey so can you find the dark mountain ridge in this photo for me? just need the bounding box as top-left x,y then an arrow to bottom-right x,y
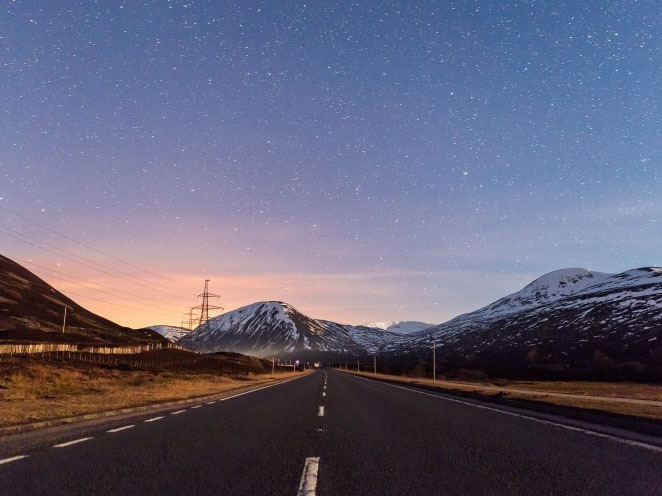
0,254 -> 165,345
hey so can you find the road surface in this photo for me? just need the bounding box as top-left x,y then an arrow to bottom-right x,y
1,370 -> 661,495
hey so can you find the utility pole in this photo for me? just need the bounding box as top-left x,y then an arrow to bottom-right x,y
272,357 -> 275,376
357,360 -> 359,372
432,339 -> 436,384
62,305 -> 68,333
192,280 -> 223,326
373,355 -> 377,375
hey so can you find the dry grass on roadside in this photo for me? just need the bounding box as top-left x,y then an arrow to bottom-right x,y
346,370 -> 662,421
0,357 -> 298,428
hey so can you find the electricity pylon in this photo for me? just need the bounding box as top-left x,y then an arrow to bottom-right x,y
192,279 -> 223,326
186,308 -> 196,330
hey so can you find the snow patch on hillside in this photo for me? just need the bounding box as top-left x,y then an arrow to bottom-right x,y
149,325 -> 190,342
363,321 -> 435,335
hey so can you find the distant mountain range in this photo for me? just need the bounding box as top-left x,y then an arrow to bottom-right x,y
390,267 -> 662,379
177,301 -> 408,356
177,267 -> 662,380
2,252 -> 661,380
148,325 -> 191,342
363,321 -> 435,335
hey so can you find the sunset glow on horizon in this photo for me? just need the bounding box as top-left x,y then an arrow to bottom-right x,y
2,1 -> 660,329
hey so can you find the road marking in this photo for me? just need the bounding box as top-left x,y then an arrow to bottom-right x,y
107,425 -> 135,433
297,457 -> 320,496
0,455 -> 28,466
144,416 -> 165,422
218,374 -> 304,402
206,401 -> 217,405
322,392 -> 326,397
318,406 -> 325,417
349,374 -> 662,454
53,437 -> 93,448
191,405 -> 203,409
171,410 -> 186,415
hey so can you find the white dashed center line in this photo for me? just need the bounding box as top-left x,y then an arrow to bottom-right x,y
144,416 -> 164,423
53,437 -> 93,448
322,392 -> 326,397
318,406 -> 325,417
297,457 -> 320,496
171,410 -> 186,415
191,405 -> 203,409
0,455 -> 28,465
107,425 -> 135,433
206,401 -> 217,405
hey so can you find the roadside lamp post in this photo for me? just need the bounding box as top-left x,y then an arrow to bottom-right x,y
432,339 -> 436,384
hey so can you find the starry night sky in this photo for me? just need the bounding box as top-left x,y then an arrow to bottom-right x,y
1,1 -> 661,328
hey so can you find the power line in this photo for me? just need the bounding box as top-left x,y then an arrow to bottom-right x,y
1,263 -> 182,320
0,226 -> 191,301
19,258 -> 184,317
59,289 -> 183,319
0,203 -> 201,294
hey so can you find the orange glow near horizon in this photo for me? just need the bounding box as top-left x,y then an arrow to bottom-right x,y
16,252 -> 531,330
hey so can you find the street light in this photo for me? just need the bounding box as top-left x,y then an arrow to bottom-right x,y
432,339 -> 436,384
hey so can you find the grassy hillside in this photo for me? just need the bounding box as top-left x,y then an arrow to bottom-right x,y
0,254 -> 165,345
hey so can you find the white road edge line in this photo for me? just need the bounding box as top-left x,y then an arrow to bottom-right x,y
0,455 -> 28,465
171,410 -> 186,415
218,375 -> 303,402
107,425 -> 135,433
297,457 -> 320,496
318,406 -> 325,417
349,374 -> 662,454
144,416 -> 165,422
53,437 -> 93,448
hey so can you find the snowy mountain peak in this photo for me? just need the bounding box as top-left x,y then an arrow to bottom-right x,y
363,321 -> 435,335
149,325 -> 190,342
476,268 -> 613,319
179,301 -> 357,355
518,268 -> 613,299
177,300 -> 411,356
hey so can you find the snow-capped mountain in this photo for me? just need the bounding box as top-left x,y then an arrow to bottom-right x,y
178,301 -> 407,356
178,267 -> 662,379
363,321 -> 435,335
473,268 -> 612,319
149,325 -> 191,342
400,267 -> 662,379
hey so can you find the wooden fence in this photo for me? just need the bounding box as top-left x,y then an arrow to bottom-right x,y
0,341 -> 197,356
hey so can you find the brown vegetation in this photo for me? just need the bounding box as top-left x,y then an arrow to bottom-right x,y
0,353 -> 302,429
345,370 -> 662,421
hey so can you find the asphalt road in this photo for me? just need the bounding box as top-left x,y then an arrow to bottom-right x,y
1,370 -> 662,495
